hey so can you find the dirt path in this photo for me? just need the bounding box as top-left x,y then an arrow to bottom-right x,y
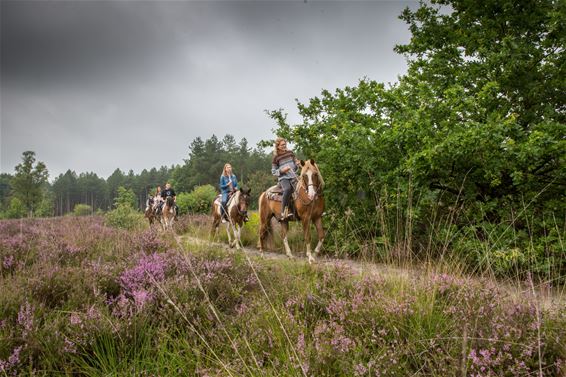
175,233 -> 564,311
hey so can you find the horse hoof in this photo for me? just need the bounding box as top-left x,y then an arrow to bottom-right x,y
308,256 -> 316,264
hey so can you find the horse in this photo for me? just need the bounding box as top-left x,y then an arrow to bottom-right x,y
160,196 -> 176,231
258,159 -> 325,263
211,188 -> 252,249
144,196 -> 156,225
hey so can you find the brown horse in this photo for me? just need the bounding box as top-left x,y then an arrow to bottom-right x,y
211,188 -> 252,249
160,196 -> 176,231
258,159 -> 325,263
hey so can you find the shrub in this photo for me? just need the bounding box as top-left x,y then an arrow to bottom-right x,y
73,204 -> 92,216
177,185 -> 217,215
104,205 -> 145,231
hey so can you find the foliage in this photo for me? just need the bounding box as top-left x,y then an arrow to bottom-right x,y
73,204 -> 93,216
266,0 -> 565,280
4,197 -> 27,219
176,185 -> 217,215
246,171 -> 276,210
104,205 -> 145,230
113,187 -> 136,209
10,151 -> 49,217
172,135 -> 271,193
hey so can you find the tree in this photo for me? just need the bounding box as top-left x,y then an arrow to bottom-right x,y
10,151 -> 49,217
266,0 -> 565,277
114,186 -> 137,209
0,173 -> 12,209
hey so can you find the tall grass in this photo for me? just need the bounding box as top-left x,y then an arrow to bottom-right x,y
0,216 -> 564,375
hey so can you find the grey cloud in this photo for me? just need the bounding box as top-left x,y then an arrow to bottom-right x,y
1,1 -> 416,179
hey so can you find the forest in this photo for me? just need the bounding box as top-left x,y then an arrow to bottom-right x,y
0,135 -> 273,217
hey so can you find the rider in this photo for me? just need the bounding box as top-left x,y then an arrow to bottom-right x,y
271,137 -> 300,221
153,186 -> 163,213
159,183 -> 178,216
219,163 -> 239,223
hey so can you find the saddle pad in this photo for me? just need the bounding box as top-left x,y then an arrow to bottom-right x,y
265,185 -> 297,202
266,192 -> 283,202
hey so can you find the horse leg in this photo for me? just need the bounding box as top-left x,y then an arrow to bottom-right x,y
281,221 -> 293,258
225,221 -> 233,248
314,217 -> 325,256
211,216 -> 220,238
302,219 -> 315,264
234,223 -> 242,250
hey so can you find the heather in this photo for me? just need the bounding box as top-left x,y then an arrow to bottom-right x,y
1,217 -> 565,376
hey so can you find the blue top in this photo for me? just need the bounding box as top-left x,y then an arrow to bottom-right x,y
219,174 -> 239,194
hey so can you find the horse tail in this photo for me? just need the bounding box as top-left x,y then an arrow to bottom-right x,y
258,192 -> 273,251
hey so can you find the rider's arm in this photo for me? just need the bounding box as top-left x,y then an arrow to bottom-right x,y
219,176 -> 230,190
272,163 -> 281,177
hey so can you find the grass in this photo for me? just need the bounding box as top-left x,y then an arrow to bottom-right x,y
0,216 -> 564,375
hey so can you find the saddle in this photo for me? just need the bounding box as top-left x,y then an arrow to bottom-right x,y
265,183 -> 298,202
214,192 -> 237,206
265,183 -> 299,221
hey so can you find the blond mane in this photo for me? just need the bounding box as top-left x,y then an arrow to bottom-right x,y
300,160 -> 324,189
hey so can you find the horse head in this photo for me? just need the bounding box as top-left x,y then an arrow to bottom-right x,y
165,195 -> 175,208
237,188 -> 252,220
299,159 -> 324,200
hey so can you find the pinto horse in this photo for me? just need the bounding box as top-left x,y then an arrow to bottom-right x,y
160,196 -> 176,230
258,159 -> 325,263
211,188 -> 251,249
144,196 -> 156,225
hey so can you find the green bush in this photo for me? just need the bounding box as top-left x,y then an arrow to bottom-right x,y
177,185 -> 217,215
104,205 -> 145,230
73,204 -> 92,216
5,197 -> 26,219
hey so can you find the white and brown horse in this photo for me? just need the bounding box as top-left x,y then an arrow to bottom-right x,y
160,196 -> 176,231
144,196 -> 157,225
258,159 -> 325,263
211,188 -> 252,249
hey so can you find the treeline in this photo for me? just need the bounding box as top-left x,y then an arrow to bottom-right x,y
0,135 -> 274,218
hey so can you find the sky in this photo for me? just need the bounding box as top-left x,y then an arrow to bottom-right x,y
1,0 -> 415,181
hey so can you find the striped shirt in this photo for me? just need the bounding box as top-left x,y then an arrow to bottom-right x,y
272,150 -> 298,181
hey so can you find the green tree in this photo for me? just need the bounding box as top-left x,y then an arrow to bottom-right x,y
266,0 -> 565,278
114,186 -> 137,209
10,151 -> 49,217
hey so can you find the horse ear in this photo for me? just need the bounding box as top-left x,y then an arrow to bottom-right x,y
310,158 -> 315,165
300,159 -> 305,166
239,187 -> 243,193
246,188 -> 251,195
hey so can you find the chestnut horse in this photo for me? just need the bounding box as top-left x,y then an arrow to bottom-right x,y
160,196 -> 176,231
258,159 -> 324,263
211,188 -> 252,249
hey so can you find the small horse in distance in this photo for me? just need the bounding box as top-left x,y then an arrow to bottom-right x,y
211,188 -> 252,249
161,196 -> 176,231
258,159 -> 325,264
144,196 -> 156,225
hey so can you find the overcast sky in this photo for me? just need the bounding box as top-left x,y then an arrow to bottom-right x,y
1,0 -> 415,181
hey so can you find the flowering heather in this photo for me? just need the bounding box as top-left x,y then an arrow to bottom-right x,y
0,216 -> 564,376
16,301 -> 34,337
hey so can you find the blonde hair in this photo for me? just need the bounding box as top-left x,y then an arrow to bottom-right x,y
222,163 -> 232,176
273,137 -> 287,156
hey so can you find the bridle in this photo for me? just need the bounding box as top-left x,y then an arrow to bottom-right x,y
296,168 -> 322,205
